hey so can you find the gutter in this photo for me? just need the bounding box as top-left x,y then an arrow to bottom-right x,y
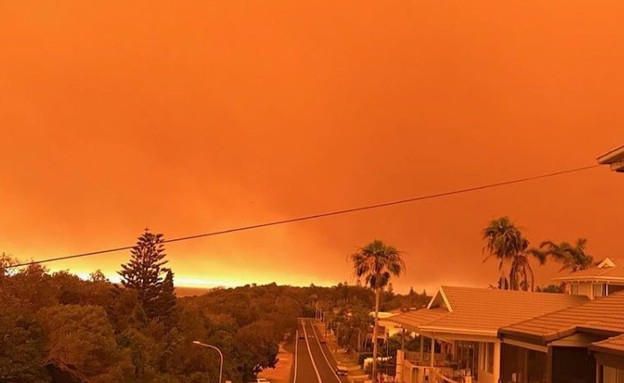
552,276 -> 624,282
498,326 -> 578,346
418,326 -> 497,337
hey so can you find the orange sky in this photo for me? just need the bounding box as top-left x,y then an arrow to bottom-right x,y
1,1 -> 623,293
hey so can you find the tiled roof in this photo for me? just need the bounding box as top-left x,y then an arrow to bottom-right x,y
590,334 -> 624,356
389,286 -> 587,337
553,258 -> 624,282
388,307 -> 449,329
500,291 -> 624,343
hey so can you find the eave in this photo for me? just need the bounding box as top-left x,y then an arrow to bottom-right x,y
598,145 -> 624,172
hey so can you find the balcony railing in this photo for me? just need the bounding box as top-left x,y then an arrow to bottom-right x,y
404,351 -> 452,366
400,353 -> 474,383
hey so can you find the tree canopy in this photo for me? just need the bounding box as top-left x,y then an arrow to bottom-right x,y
119,230 -> 170,321
537,238 -> 594,272
482,216 -> 545,291
0,245 -> 425,383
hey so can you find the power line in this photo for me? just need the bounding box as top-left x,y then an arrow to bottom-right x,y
3,163 -> 601,270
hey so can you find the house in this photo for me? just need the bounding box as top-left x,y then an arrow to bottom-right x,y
389,286 -> 587,383
598,145 -> 624,172
553,258 -> 624,299
498,290 -> 624,383
373,311 -> 402,339
379,312 -> 404,339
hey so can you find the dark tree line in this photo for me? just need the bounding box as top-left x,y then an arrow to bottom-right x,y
0,232 -> 428,383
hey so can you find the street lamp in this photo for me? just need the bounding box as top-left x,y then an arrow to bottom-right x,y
192,341 -> 223,383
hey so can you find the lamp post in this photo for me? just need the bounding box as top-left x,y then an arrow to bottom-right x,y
192,341 -> 223,383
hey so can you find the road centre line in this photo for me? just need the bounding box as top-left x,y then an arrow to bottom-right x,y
303,319 -> 323,383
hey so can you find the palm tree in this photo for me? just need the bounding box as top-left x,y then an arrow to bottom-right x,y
350,240 -> 405,381
538,238 -> 594,272
483,217 -> 527,268
482,217 -> 544,291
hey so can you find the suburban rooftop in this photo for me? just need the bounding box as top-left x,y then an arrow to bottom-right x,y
390,285 -> 588,336
500,290 -> 624,343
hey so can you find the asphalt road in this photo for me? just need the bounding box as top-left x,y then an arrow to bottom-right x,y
293,319 -> 348,383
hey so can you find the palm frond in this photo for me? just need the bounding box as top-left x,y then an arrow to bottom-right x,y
349,240 -> 406,290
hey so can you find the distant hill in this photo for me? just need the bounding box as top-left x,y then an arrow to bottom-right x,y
175,286 -> 213,297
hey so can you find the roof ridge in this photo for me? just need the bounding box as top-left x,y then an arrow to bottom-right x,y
442,284 -> 588,297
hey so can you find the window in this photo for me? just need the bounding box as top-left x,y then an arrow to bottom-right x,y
571,283 -> 579,295
486,342 -> 494,373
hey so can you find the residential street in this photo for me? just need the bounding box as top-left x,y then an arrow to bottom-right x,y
294,319 -> 348,383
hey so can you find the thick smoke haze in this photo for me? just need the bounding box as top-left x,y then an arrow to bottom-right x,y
1,1 -> 623,292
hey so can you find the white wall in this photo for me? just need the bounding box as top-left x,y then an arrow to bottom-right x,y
578,283 -> 593,299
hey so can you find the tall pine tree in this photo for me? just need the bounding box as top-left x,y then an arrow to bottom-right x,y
119,230 -> 168,320
155,269 -> 177,331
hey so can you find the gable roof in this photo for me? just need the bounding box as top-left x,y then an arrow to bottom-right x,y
599,258 -> 618,268
427,288 -> 453,312
553,258 -> 624,283
500,291 -> 624,344
389,286 -> 587,337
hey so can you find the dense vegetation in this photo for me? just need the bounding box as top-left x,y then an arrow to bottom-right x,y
0,234 -> 427,383
325,284 -> 428,354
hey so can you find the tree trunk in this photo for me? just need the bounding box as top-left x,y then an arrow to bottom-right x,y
358,328 -> 361,353
372,288 -> 380,382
